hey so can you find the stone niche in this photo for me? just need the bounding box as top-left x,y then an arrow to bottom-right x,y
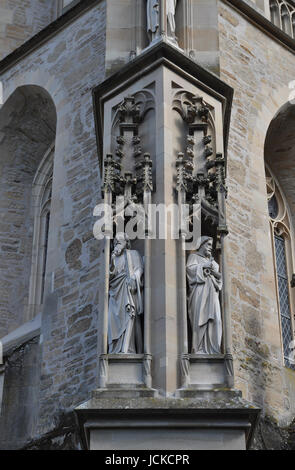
94,41 -> 230,396
105,0 -> 221,75
75,41 -> 260,450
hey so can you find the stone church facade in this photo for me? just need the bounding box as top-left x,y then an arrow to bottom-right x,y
0,0 -> 294,450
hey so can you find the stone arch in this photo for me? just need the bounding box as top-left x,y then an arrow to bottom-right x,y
228,83 -> 293,416
265,99 -> 295,242
281,3 -> 292,36
270,0 -> 281,28
28,143 -> 54,320
0,85 -> 57,336
264,100 -> 295,367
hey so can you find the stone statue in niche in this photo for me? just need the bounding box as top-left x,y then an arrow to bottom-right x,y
167,0 -> 178,40
146,0 -> 178,43
108,233 -> 144,354
186,236 -> 222,354
147,0 -> 159,43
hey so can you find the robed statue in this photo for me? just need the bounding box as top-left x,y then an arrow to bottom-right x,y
108,233 -> 144,354
186,236 -> 222,354
147,0 -> 178,43
147,0 -> 159,43
167,0 -> 178,39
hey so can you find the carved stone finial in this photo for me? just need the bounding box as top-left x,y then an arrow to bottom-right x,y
203,135 -> 212,145
118,96 -> 141,124
142,153 -> 153,192
204,146 -> 213,158
176,153 -> 188,192
103,154 -> 116,193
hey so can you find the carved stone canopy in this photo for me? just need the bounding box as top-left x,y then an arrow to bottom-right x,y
93,41 -> 233,175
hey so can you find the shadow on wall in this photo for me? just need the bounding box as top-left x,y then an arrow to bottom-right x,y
0,85 -> 57,338
0,85 -> 56,450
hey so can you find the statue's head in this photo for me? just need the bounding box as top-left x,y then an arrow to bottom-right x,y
196,236 -> 213,259
113,232 -> 131,256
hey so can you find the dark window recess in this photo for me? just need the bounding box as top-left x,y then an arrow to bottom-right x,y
268,194 -> 279,219
41,211 -> 51,304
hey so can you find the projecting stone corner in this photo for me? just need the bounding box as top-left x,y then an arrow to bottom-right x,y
23,412 -> 82,450
75,390 -> 260,450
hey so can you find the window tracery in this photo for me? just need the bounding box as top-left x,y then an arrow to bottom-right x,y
269,0 -> 295,38
266,166 -> 295,369
28,145 -> 53,319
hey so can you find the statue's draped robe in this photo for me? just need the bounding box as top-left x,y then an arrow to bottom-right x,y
108,249 -> 143,354
187,254 -> 222,354
167,0 -> 177,35
147,0 -> 159,35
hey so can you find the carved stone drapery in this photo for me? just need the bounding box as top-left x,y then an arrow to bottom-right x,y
108,233 -> 144,354
146,0 -> 179,44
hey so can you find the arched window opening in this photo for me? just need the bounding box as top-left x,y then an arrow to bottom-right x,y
270,0 -> 281,28
281,4 -> 292,35
269,0 -> 295,37
266,167 -> 295,370
0,85 -> 56,335
28,144 -> 54,318
39,177 -> 52,304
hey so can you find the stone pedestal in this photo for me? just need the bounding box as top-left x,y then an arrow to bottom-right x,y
184,354 -> 228,390
95,354 -> 157,398
75,391 -> 260,450
106,354 -> 146,387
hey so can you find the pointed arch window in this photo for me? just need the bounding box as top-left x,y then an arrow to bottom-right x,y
27,145 -> 53,320
266,167 -> 295,370
56,0 -> 80,16
269,0 -> 295,38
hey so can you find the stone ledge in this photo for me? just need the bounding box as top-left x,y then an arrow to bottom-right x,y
76,388 -> 258,410
75,391 -> 260,450
92,386 -> 158,399
0,313 -> 41,358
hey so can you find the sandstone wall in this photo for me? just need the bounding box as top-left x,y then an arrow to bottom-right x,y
0,0 -> 57,60
0,0 -> 106,440
218,0 -> 295,425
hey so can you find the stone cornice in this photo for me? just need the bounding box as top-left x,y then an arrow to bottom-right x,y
92,40 -> 234,169
223,0 -> 295,53
0,0 -> 102,75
